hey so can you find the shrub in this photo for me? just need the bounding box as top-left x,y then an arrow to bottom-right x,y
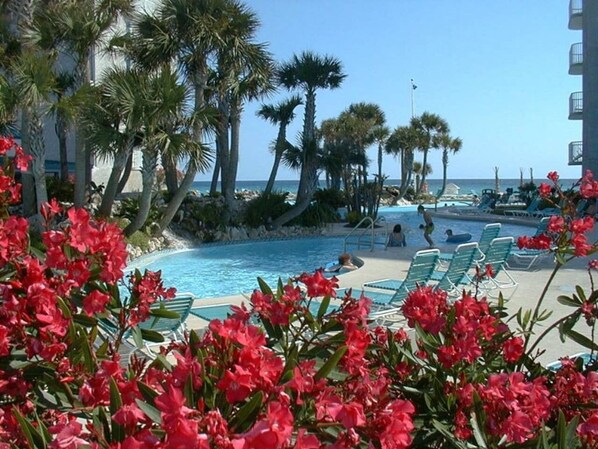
313,187 -> 346,210
46,175 -> 75,202
346,209 -> 363,226
189,200 -> 228,230
243,191 -> 292,228
116,194 -> 162,230
126,230 -> 151,251
292,202 -> 337,227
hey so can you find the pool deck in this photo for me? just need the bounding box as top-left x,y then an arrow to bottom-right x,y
184,212 -> 597,366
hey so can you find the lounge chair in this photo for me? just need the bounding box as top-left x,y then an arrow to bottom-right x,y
430,242 -> 479,296
476,237 -> 518,292
99,292 -> 195,354
439,223 -> 501,264
508,217 -> 552,270
503,197 -> 541,217
362,249 -> 440,301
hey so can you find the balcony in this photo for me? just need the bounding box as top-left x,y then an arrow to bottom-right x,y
569,0 -> 582,30
569,42 -> 583,75
569,91 -> 583,119
569,141 -> 582,165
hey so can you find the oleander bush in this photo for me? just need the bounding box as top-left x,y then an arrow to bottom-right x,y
0,135 -> 597,448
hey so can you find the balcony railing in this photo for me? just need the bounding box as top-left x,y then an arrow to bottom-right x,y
569,141 -> 582,165
569,0 -> 582,29
569,91 -> 583,119
569,42 -> 583,75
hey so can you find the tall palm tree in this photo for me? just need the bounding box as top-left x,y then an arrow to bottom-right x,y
257,95 -> 303,195
43,0 -> 135,207
410,112 -> 448,195
385,125 -> 419,199
274,50 -> 346,226
371,124 -> 390,182
12,49 -> 56,213
434,133 -> 463,198
412,161 -> 432,196
84,67 -> 147,217
132,0 -> 260,232
124,67 -> 208,237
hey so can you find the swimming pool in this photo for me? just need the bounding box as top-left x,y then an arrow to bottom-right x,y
129,214 -> 535,300
128,237 -> 346,299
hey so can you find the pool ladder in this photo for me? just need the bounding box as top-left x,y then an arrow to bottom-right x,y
343,216 -> 389,253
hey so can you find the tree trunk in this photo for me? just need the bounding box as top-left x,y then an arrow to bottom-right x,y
224,101 -> 241,216
29,110 -> 48,213
99,142 -> 132,217
209,156 -> 220,195
296,90 -> 316,204
124,151 -> 157,237
438,149 -> 448,198
116,151 -> 133,195
158,160 -> 197,232
20,111 -> 36,217
56,109 -> 69,182
74,57 -> 91,207
162,152 -> 179,196
264,125 -> 286,196
217,96 -> 232,207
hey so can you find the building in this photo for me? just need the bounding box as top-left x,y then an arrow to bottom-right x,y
568,0 -> 598,176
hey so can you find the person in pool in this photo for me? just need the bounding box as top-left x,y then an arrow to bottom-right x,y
326,253 -> 358,272
417,204 -> 435,248
387,224 -> 407,247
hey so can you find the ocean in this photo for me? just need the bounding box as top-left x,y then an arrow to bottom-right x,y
191,178 -> 580,196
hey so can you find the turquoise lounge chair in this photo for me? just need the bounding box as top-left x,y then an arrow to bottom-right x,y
477,237 -> 518,291
98,292 -> 196,356
362,249 -> 440,302
430,242 -> 479,296
439,223 -> 501,264
508,217 -> 552,270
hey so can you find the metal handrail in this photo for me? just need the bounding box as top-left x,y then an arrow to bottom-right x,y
343,216 -> 388,253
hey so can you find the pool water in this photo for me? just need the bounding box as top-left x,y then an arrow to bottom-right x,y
129,213 -> 536,300
377,210 -> 533,248
128,237 -> 346,299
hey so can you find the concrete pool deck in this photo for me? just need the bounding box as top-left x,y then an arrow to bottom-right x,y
184,216 -> 597,366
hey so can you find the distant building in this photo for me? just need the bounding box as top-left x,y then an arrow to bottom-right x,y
568,0 -> 598,175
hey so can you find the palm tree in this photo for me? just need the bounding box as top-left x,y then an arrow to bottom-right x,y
385,125 -> 419,199
12,49 -> 57,213
410,112 -> 448,194
132,0 -> 260,233
124,67 -> 207,237
43,0 -> 135,207
273,51 -> 346,227
412,161 -> 432,197
83,67 -> 147,217
371,124 -> 390,182
257,95 -> 303,195
434,133 -> 463,198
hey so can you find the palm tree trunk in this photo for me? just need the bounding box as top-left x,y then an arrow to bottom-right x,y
209,156 -> 220,196
158,160 -> 197,232
264,126 -> 286,195
73,57 -> 91,207
217,97 -> 231,206
419,148 -> 429,194
438,149 -> 449,198
297,90 -> 316,204
124,151 -> 157,237
20,111 -> 36,217
99,142 -> 133,217
226,101 -> 241,211
56,109 -> 69,181
29,110 -> 48,213
116,152 -> 133,195
162,153 -> 179,195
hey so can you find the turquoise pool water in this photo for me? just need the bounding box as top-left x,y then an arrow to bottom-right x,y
129,214 -> 535,300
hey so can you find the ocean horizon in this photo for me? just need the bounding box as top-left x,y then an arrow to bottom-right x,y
192,178 -> 579,196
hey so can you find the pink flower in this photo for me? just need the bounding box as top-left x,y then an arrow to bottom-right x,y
547,171 -> 559,183
537,183 -> 552,198
82,290 -> 111,316
502,337 -> 524,363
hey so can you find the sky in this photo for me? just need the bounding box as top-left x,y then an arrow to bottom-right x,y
195,1 -> 582,182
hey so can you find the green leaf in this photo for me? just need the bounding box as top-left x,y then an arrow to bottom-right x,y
314,346 -> 347,381
110,378 -> 124,442
317,296 -> 331,319
72,313 -> 98,327
131,326 -> 144,348
257,277 -> 273,296
149,308 -> 180,319
12,408 -> 47,449
139,328 -> 165,343
557,295 -> 582,307
564,329 -> 598,351
135,398 -> 162,424
229,391 -> 264,432
137,381 -> 159,404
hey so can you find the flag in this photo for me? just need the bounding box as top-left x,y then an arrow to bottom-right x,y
412,82 -> 417,90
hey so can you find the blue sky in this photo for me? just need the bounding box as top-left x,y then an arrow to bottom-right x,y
196,1 -> 582,182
